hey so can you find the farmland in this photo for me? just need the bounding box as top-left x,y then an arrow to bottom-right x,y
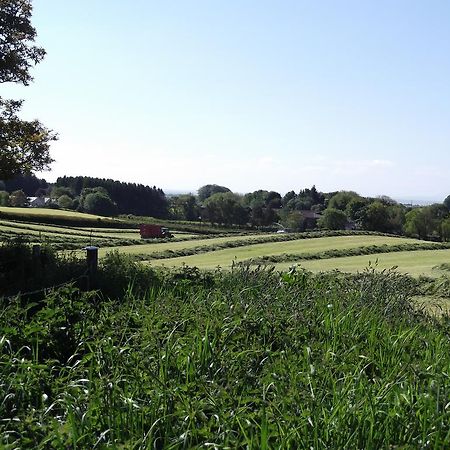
1,209 -> 450,278
1,210 -> 450,448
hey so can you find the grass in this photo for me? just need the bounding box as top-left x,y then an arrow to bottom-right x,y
147,235 -> 431,268
0,206 -> 114,220
1,265 -> 449,448
275,248 -> 450,277
98,233 -> 275,257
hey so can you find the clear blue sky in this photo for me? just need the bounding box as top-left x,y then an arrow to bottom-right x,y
3,0 -> 450,200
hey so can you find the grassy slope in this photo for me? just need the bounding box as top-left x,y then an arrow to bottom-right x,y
147,235 -> 425,268
274,248 -> 450,277
0,206 -> 110,220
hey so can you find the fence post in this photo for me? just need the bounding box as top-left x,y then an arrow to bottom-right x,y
84,246 -> 99,290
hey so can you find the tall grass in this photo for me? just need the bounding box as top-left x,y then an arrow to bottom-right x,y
1,265 -> 449,448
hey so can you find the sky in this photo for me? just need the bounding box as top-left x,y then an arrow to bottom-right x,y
3,0 -> 450,201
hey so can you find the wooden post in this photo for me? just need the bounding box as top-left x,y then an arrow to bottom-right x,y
84,246 -> 99,290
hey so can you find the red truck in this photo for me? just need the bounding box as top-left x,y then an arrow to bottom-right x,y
139,224 -> 172,239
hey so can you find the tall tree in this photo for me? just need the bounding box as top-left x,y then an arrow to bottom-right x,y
198,184 -> 231,202
0,0 -> 56,180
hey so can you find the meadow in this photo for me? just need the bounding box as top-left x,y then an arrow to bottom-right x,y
1,209 -> 450,447
1,262 -> 449,448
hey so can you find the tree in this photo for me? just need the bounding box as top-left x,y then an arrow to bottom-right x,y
0,0 -> 46,85
441,218 -> 450,242
198,184 -> 231,202
328,191 -> 362,211
83,192 -> 118,216
404,207 -> 438,240
361,201 -> 390,232
280,210 -> 305,232
203,192 -> 248,225
9,189 -> 27,207
0,190 -> 9,206
0,0 -> 56,180
444,195 -> 450,211
169,194 -> 199,221
57,194 -> 74,210
318,208 -> 347,230
51,186 -> 73,200
282,190 -> 296,207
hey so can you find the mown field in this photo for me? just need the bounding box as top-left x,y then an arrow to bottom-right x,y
2,209 -> 450,279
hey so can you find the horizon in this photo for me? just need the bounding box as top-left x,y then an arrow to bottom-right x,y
2,0 -> 449,200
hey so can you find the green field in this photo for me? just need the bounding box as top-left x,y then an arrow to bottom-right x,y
0,206 -> 115,221
98,233 -> 274,257
2,211 -> 448,278
147,235 -> 444,274
274,248 -> 450,277
2,213 -> 450,448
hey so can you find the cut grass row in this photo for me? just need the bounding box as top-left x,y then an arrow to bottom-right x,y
146,235 -> 428,266
275,248 -> 450,278
102,232 -> 416,259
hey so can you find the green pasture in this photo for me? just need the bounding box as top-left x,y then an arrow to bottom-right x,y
147,235 -> 426,267
0,220 -> 139,240
0,206 -> 111,221
0,219 -> 202,247
275,248 -> 450,277
98,233 -> 273,257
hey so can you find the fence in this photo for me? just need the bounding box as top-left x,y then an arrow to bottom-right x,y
0,244 -> 99,300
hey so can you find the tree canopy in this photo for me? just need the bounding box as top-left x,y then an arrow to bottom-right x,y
198,184 -> 231,202
0,98 -> 57,179
0,0 -> 46,85
0,0 -> 56,180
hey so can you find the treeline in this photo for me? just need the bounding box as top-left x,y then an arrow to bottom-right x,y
169,184 -> 450,242
55,176 -> 167,218
0,174 -> 48,196
2,175 -> 450,242
0,174 -> 168,218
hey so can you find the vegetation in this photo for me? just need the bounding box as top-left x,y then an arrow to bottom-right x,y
0,0 -> 57,180
1,260 -> 449,448
56,175 -> 168,218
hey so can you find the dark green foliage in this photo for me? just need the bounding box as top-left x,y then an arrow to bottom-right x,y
327,190 -> 362,210
0,98 -> 57,180
0,239 -> 86,297
82,191 -> 118,216
203,192 -> 249,225
318,207 -> 347,230
0,1 -> 56,180
197,184 -> 231,201
3,173 -> 48,196
0,190 -> 9,206
0,0 -> 45,85
444,195 -> 450,211
283,185 -> 325,211
57,194 -> 73,209
56,175 -> 168,218
1,265 -> 449,448
9,189 -> 27,207
168,194 -> 200,221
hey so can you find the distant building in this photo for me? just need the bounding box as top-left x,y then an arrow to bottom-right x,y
299,210 -> 322,229
27,196 -> 51,207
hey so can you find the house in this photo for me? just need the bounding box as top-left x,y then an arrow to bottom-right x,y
299,210 -> 322,229
28,196 -> 51,207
